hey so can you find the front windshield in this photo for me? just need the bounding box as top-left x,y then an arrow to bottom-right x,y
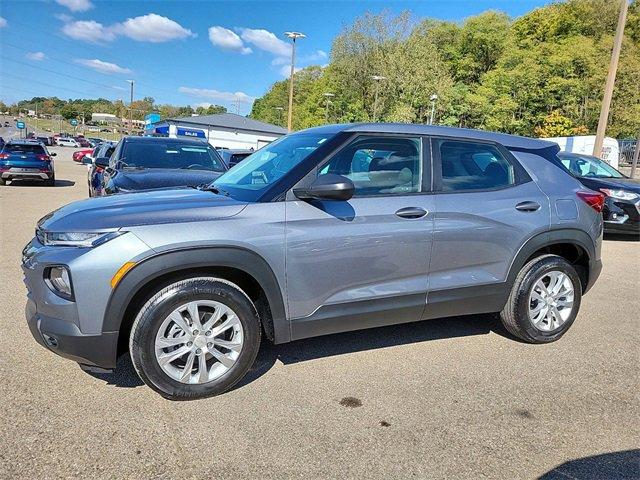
212,132 -> 330,200
121,141 -> 225,171
558,152 -> 624,178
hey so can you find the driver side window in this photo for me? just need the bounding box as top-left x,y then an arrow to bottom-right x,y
319,136 -> 421,196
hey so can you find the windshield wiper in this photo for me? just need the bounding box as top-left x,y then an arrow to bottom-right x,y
198,184 -> 229,196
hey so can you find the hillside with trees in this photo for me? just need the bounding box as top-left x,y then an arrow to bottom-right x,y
250,0 -> 640,138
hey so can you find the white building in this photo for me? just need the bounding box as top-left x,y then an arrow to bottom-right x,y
147,113 -> 287,150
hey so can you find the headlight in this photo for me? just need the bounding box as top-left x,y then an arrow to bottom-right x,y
600,189 -> 640,201
44,266 -> 73,300
38,230 -> 124,247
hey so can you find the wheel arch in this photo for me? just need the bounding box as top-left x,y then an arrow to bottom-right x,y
507,229 -> 596,293
103,246 -> 288,357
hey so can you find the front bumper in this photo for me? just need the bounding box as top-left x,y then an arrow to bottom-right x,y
26,296 -> 119,368
603,198 -> 640,235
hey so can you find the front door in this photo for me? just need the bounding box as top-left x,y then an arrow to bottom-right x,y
285,135 -> 435,340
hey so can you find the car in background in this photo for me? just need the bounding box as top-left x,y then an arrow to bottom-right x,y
0,139 -> 56,186
36,136 -> 54,146
217,148 -> 254,168
86,141 -> 115,197
75,137 -> 91,148
555,152 -> 639,235
89,136 -> 227,197
56,137 -> 80,147
545,135 -> 620,169
73,148 -> 94,163
0,137 -> 4,148
3,121 -> 9,127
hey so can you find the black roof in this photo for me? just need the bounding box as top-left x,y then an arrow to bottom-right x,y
299,123 -> 557,150
122,136 -> 209,144
165,113 -> 287,135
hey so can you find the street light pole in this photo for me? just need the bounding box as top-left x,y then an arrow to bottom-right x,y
274,106 -> 284,126
371,75 -> 386,122
429,94 -> 438,125
323,92 -> 334,123
593,0 -> 629,158
127,80 -> 135,136
284,31 -> 306,132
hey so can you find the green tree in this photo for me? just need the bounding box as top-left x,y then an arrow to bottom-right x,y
60,104 -> 78,120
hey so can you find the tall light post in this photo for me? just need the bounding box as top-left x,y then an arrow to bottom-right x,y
371,75 -> 386,122
274,106 -> 284,126
429,94 -> 438,125
323,92 -> 334,123
126,79 -> 134,135
284,31 -> 306,132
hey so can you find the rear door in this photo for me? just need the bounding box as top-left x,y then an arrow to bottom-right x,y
425,137 -> 550,317
285,134 -> 435,339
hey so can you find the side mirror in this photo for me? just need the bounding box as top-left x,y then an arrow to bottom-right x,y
94,156 -> 110,168
82,156 -> 93,165
294,173 -> 355,201
50,152 -> 57,157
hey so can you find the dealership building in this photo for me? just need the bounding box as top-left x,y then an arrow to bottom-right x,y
146,113 -> 287,150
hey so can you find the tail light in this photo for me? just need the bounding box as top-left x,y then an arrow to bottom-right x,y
576,190 -> 605,213
36,154 -> 51,161
0,153 -> 9,159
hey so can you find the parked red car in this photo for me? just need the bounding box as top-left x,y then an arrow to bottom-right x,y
72,148 -> 94,162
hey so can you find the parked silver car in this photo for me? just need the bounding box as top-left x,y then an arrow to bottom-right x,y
22,123 -> 603,399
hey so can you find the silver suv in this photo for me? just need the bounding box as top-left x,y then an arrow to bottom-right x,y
23,124 -> 603,400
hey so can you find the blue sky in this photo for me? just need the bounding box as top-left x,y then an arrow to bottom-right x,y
0,0 -> 552,114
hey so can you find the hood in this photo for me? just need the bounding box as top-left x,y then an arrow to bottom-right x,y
112,169 -> 224,192
579,176 -> 640,193
38,188 -> 247,232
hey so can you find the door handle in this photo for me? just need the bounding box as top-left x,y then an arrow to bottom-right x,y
515,201 -> 541,212
395,207 -> 428,219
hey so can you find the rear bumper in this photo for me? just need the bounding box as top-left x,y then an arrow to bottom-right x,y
585,258 -> 602,294
2,171 -> 51,180
26,296 -> 119,368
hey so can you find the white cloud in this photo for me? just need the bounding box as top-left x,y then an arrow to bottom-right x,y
26,52 -> 46,61
62,20 -> 116,43
55,0 -> 93,12
75,58 -> 132,75
239,28 -> 291,57
208,26 -> 252,54
115,14 -> 195,43
279,65 -> 302,78
179,86 -> 253,104
54,13 -> 73,22
0,17 -> 7,28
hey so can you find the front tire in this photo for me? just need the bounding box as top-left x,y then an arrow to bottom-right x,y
129,277 -> 261,400
500,254 -> 582,343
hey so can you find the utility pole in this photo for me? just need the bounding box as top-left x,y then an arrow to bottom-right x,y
429,94 -> 438,125
630,136 -> 640,179
593,0 -> 629,158
284,31 -> 306,132
371,75 -> 386,122
35,103 -> 38,135
323,92 -> 334,123
127,80 -> 135,136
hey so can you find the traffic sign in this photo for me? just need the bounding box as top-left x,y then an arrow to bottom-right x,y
16,121 -> 25,129
70,119 -> 78,126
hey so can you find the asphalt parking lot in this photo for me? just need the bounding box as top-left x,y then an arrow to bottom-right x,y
0,146 -> 638,479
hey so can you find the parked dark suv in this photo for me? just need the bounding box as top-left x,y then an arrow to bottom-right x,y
89,136 -> 227,196
23,123 -> 603,399
1,140 -> 56,186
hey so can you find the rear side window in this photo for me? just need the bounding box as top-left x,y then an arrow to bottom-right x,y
437,140 -> 515,192
3,144 -> 46,154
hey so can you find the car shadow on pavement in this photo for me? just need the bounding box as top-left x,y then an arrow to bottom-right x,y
234,312 -> 508,392
5,179 -> 75,187
88,313 -> 507,391
604,233 -> 639,242
538,449 -> 640,479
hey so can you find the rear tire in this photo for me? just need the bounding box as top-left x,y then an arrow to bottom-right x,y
500,254 -> 582,343
0,177 -> 5,185
46,175 -> 55,187
129,277 -> 262,400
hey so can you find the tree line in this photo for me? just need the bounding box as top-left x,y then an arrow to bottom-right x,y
0,97 -> 227,123
250,0 -> 640,139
